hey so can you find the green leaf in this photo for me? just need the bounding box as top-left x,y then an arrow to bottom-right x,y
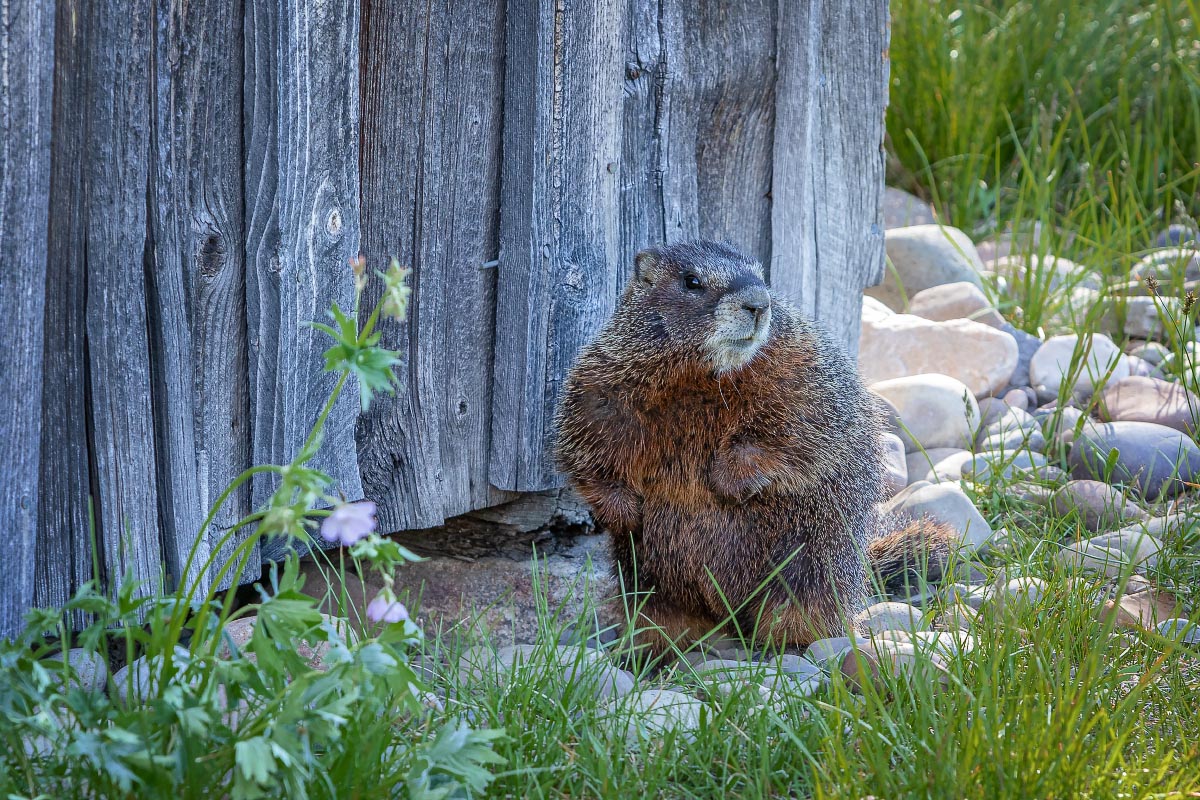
235,736 -> 278,788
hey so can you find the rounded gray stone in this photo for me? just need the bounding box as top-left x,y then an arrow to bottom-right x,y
870,224 -> 985,311
1068,420 -> 1200,500
1157,618 -> 1200,644
1049,480 -> 1144,532
50,647 -> 107,692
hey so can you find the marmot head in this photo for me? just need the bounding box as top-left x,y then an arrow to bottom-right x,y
624,240 -> 773,374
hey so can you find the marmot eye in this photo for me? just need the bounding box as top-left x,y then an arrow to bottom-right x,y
683,273 -> 705,291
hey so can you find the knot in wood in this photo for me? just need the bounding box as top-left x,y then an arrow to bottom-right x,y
326,208 -> 343,237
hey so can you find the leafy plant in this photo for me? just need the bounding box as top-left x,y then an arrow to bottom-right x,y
0,259 -> 505,799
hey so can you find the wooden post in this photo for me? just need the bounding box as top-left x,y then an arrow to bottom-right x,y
0,0 -> 55,637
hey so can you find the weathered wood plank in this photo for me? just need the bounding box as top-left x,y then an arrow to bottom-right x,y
357,0 -> 507,532
0,0 -> 55,637
149,0 -> 256,590
491,0 -> 627,492
83,0 -> 165,601
770,0 -> 889,351
245,0 -> 364,558
657,0 -> 778,267
36,0 -> 96,621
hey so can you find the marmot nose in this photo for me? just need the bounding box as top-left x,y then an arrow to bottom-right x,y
740,288 -> 771,318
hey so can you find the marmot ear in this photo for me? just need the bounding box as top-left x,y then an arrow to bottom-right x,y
634,248 -> 662,287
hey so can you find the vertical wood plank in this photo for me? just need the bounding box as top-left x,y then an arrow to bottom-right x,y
83,0 -> 165,601
0,0 -> 54,637
37,0 -> 95,619
491,0 -> 627,491
149,0 -> 256,590
771,0 -> 889,351
358,0 -> 507,532
657,0 -> 778,267
245,0 -> 363,557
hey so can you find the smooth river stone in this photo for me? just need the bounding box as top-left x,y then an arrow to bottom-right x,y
1097,376 -> 1200,434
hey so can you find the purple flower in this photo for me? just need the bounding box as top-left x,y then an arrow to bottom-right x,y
366,592 -> 409,624
320,500 -> 378,546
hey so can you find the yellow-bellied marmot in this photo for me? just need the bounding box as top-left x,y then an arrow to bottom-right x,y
555,240 -> 951,654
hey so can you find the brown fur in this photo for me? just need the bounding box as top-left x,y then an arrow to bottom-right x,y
554,241 -> 950,655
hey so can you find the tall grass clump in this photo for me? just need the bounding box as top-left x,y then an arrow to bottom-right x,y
889,0 -> 1200,245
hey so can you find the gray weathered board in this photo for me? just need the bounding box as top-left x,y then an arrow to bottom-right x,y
1,0 -> 888,637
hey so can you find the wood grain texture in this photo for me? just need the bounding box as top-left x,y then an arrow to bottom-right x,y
357,0 -> 507,532
83,0 -> 165,601
149,0 -> 256,591
0,0 -> 54,637
770,0 -> 889,352
36,0 -> 96,621
657,0 -> 778,266
244,0 -> 364,559
491,0 -> 627,492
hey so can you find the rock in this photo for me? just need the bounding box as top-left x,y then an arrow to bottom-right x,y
692,658 -> 775,683
860,315 -> 1018,397
976,429 -> 1046,454
1120,295 -> 1181,340
804,637 -> 854,664
1029,334 -> 1129,399
1050,481 -> 1144,532
905,448 -> 973,484
962,451 -> 1049,483
987,577 -> 1046,611
875,629 -> 975,659
1101,588 -> 1184,631
771,654 -> 823,680
1039,406 -> 1086,449
1156,225 -> 1199,248
883,482 -> 993,551
1068,420 -> 1200,500
603,688 -> 705,745
579,664 -> 636,701
1157,618 -> 1200,644
1000,324 -> 1042,389
976,396 -> 1014,427
992,254 -> 1100,292
869,224 -> 985,310
855,602 -> 927,633
862,295 -> 895,323
839,639 -> 950,691
1097,376 -> 1200,434
871,375 -> 980,452
1122,354 -> 1157,378
112,652 -> 174,704
1089,528 -> 1163,570
1127,340 -> 1171,365
882,187 -> 937,230
49,648 -> 107,693
975,222 -> 1055,268
301,528 -> 615,648
1130,247 -> 1200,283
1056,541 -> 1131,578
1002,388 -> 1029,411
908,282 -> 1004,328
939,603 -> 978,631
976,405 -> 1039,441
880,432 -> 908,497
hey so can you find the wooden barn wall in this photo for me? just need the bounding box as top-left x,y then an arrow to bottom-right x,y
0,0 -> 888,637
